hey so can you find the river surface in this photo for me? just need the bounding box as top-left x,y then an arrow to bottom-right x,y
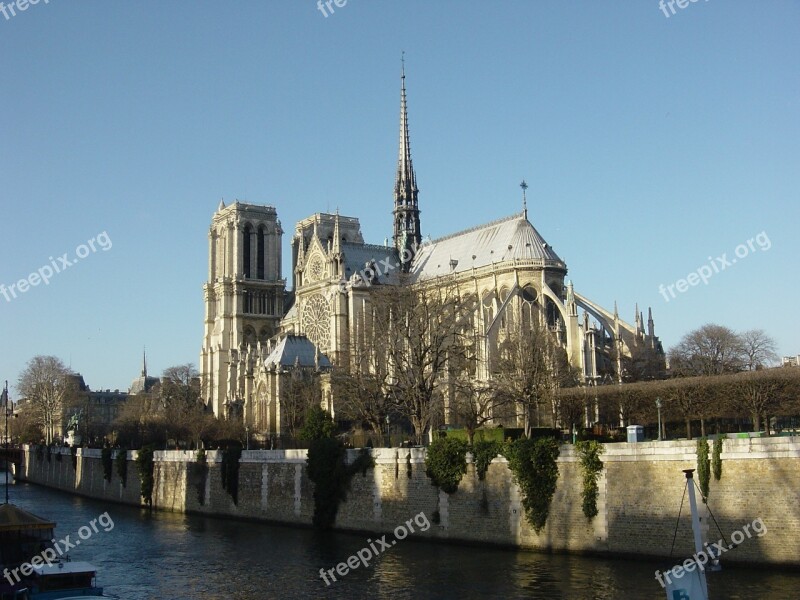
3,476 -> 798,599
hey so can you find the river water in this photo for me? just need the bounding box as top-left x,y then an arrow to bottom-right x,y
2,476 -> 797,600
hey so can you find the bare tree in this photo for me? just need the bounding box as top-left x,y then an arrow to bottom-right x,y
664,377 -> 715,439
727,370 -> 785,433
17,356 -> 75,444
451,346 -> 509,444
160,364 -> 209,448
493,321 -> 575,435
375,277 -> 472,445
161,364 -> 201,410
113,391 -> 165,448
332,325 -> 395,440
282,368 -> 321,443
668,324 -> 745,376
739,329 -> 779,371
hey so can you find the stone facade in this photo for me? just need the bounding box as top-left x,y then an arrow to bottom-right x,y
200,202 -> 286,419
17,438 -> 800,566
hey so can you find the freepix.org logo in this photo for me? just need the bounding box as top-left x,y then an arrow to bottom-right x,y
1,231 -> 112,304
657,231 -> 770,303
1,0 -> 51,22
3,511 -> 114,585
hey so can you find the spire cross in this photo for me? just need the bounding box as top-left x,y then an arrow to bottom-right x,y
520,180 -> 528,218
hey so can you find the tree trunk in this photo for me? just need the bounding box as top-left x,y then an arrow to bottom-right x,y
753,412 -> 761,433
685,418 -> 692,440
700,418 -> 706,438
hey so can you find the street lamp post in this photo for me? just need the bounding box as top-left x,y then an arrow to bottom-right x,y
3,380 -> 14,505
656,397 -> 663,441
245,426 -> 250,451
385,415 -> 391,448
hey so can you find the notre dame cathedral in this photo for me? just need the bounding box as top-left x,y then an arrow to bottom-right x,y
200,64 -> 664,437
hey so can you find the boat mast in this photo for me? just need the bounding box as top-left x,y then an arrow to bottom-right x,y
3,380 -> 9,504
683,469 -> 709,598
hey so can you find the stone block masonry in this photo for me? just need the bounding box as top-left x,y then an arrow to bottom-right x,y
15,439 -> 800,566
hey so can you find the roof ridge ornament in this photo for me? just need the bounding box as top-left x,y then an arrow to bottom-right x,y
520,180 -> 528,220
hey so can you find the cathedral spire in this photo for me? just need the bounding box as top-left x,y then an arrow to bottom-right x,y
332,209 -> 341,253
141,348 -> 147,378
393,52 -> 421,268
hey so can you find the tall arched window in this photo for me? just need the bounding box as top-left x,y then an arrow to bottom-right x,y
243,224 -> 252,279
257,225 -> 265,280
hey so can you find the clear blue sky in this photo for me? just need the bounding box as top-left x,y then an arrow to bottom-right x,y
1,1 -> 798,394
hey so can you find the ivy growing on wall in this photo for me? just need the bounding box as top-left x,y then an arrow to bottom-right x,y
307,440 -> 374,529
696,437 -> 710,503
191,447 -> 208,506
35,445 -> 44,463
424,437 -> 468,494
472,440 -> 502,481
504,437 -> 560,533
136,445 -> 155,507
115,449 -> 128,488
712,437 -> 723,482
70,446 -> 78,471
220,446 -> 242,505
101,448 -> 113,482
575,441 -> 604,519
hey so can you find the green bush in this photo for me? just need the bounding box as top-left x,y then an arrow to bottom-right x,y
191,447 -> 208,506
575,441 -> 604,519
300,406 -> 336,441
425,437 -> 468,494
472,440 -> 503,481
504,437 -> 560,533
101,448 -> 113,482
115,449 -> 128,487
712,437 -> 723,481
697,437 -> 710,503
136,445 -> 155,507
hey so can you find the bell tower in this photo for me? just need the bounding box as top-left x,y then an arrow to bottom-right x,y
200,201 -> 285,417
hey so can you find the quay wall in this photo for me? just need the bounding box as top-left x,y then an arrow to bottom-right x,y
15,438 -> 800,566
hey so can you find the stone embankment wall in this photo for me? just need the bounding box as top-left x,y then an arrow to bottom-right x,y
16,438 -> 800,566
